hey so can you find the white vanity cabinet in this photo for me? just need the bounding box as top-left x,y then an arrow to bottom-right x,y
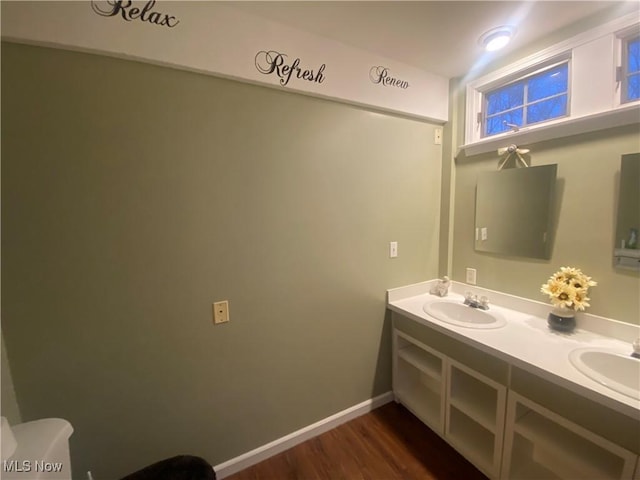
446,360 -> 506,477
391,313 -> 640,480
393,330 -> 446,435
502,392 -> 638,479
392,327 -> 507,479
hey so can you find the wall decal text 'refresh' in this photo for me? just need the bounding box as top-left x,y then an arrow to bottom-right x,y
255,51 -> 326,87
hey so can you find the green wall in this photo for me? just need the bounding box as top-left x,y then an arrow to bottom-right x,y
447,4 -> 640,324
452,126 -> 640,324
1,42 -> 442,479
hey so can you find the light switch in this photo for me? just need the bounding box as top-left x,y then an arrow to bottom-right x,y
389,241 -> 398,258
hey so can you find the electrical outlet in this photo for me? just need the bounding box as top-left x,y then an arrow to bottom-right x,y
389,241 -> 398,258
213,300 -> 229,324
466,268 -> 477,285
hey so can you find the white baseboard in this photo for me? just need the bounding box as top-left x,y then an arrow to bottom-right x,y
213,391 -> 394,479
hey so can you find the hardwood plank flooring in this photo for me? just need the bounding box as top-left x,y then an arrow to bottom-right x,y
224,402 -> 488,480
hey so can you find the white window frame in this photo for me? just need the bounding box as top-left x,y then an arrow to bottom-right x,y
480,58 -> 571,138
463,12 -> 640,155
616,27 -> 640,106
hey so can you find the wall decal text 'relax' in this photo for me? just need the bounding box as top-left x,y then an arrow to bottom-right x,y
91,0 -> 180,28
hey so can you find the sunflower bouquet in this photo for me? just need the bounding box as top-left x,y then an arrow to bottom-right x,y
540,267 -> 597,312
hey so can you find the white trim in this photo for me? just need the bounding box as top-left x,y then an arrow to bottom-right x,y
458,101 -> 640,156
213,391 -> 394,479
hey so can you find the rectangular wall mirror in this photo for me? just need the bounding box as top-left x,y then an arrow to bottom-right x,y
475,164 -> 557,259
614,153 -> 640,270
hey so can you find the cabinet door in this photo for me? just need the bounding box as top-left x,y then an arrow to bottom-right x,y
502,391 -> 637,480
393,329 -> 446,434
445,360 -> 506,479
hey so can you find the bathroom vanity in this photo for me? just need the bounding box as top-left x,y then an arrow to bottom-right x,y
387,281 -> 640,480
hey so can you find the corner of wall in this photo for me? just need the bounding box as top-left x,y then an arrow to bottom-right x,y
1,331 -> 22,424
439,77 -> 465,279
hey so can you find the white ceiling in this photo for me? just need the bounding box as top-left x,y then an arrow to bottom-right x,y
231,1 -> 636,78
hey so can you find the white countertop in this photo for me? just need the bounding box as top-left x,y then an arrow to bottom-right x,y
387,280 -> 640,419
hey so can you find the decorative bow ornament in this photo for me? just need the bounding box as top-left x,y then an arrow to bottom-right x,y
497,144 -> 530,169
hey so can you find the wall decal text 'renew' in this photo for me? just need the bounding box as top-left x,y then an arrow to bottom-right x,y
369,66 -> 409,89
255,51 -> 326,87
91,0 -> 180,28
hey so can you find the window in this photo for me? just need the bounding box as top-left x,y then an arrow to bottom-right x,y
483,62 -> 569,137
621,35 -> 640,103
464,13 -> 639,153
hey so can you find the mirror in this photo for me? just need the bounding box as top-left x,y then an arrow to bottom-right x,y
614,153 -> 640,270
475,164 -> 557,259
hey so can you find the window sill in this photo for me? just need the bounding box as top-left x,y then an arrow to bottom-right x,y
458,102 -> 640,157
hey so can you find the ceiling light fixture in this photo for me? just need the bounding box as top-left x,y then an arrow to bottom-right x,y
479,26 -> 516,52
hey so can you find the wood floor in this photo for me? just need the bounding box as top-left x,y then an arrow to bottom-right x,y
224,401 -> 488,480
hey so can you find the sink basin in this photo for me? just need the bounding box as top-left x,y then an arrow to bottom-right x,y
422,301 -> 507,329
569,348 -> 640,400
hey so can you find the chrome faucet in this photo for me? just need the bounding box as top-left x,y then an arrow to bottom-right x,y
632,338 -> 640,359
464,292 -> 490,310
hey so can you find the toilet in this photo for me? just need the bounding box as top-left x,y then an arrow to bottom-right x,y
1,416 -> 73,480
